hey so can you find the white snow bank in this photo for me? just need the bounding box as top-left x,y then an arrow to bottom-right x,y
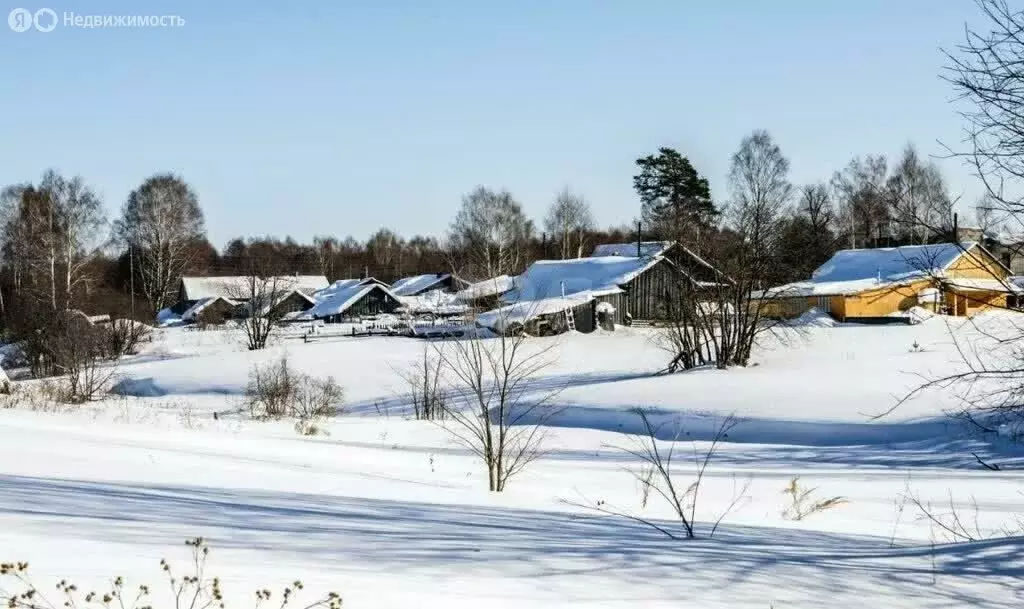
792,307 -> 836,327
110,377 -> 169,397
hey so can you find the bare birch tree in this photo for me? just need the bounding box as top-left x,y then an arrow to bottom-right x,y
885,145 -> 954,243
544,187 -> 594,259
115,174 -> 206,313
727,129 -> 792,272
448,186 -> 534,281
831,156 -> 889,248
434,317 -> 560,492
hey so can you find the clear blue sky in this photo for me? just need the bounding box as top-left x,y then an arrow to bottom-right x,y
0,0 -> 986,248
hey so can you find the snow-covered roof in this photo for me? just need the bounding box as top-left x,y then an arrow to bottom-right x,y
307,281 -> 400,319
182,296 -> 238,322
391,273 -> 453,296
181,275 -> 328,301
398,289 -> 470,315
455,275 -> 516,302
503,256 -> 659,303
811,243 -> 973,284
943,277 -> 1022,293
246,289 -> 317,317
477,292 -> 598,332
759,242 -> 1012,298
592,241 -> 672,258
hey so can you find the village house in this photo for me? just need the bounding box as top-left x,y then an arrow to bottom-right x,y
389,273 -> 470,317
757,242 -> 1019,321
477,241 -> 726,335
304,277 -> 402,323
181,296 -> 238,325
173,275 -> 329,315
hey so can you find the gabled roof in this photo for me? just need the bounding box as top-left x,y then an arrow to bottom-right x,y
812,243 -> 973,284
592,241 -> 673,258
307,281 -> 400,319
502,255 -> 660,303
390,273 -> 457,296
760,242 -> 1014,297
314,277 -> 382,298
181,275 -> 329,301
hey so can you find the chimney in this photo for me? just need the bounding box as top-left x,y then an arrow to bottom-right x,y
637,221 -> 642,258
953,212 -> 959,244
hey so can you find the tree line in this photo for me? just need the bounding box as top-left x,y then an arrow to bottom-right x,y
0,128 -> 973,328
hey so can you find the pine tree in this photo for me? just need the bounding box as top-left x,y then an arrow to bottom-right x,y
633,147 -> 717,247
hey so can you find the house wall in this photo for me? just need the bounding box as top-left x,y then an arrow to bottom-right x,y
841,281 -> 926,318
195,299 -> 236,325
946,246 -> 1009,280
270,292 -> 314,318
757,296 -> 814,319
621,259 -> 675,321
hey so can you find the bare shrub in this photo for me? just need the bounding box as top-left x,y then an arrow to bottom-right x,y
0,537 -> 342,609
245,355 -> 343,420
570,410 -> 749,539
102,319 -> 152,359
0,380 -> 68,412
433,322 -> 562,492
399,344 -> 447,421
902,485 -> 1022,543
780,477 -> 847,521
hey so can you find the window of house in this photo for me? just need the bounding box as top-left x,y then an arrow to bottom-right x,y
816,296 -> 831,313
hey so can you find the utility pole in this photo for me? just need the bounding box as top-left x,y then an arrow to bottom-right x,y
129,245 -> 136,320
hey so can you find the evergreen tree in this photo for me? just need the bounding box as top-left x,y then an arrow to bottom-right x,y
633,147 -> 717,247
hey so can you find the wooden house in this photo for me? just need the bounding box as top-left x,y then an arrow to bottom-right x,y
305,278 -> 402,323
173,275 -> 329,315
478,241 -> 726,334
181,296 -> 239,325
757,242 -> 1019,321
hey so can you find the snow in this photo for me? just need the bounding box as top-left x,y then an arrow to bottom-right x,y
812,243 -> 973,284
476,292 -> 594,331
504,256 -> 657,302
455,275 -> 515,301
2,311 -> 1024,607
180,275 -> 328,301
156,307 -> 182,327
398,289 -> 469,315
761,242 -> 1012,298
944,277 -> 1021,292
595,301 -> 616,314
390,273 -> 452,296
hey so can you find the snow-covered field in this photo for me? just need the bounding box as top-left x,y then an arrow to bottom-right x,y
2,314 -> 1023,608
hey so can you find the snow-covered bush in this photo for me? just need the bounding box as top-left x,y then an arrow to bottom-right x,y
0,538 -> 342,609
245,355 -> 343,420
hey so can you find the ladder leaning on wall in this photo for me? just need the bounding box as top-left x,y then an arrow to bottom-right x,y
560,281 -> 576,332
